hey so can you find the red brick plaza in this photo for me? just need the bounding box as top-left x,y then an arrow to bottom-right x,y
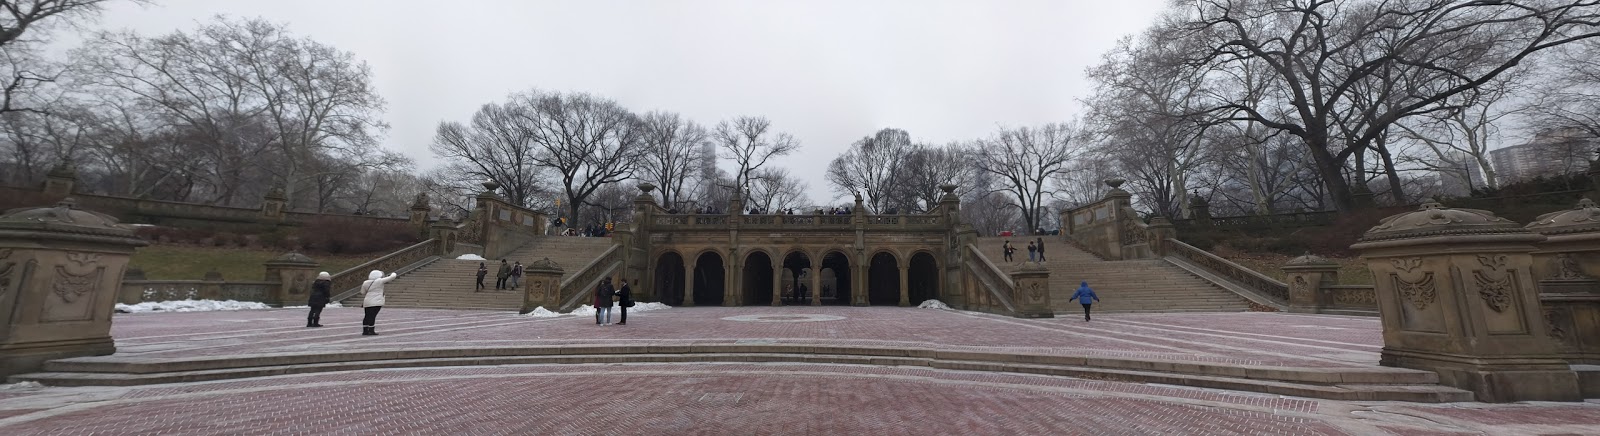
0,306 -> 1596,435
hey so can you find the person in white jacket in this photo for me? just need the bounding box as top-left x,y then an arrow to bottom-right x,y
361,270 -> 398,336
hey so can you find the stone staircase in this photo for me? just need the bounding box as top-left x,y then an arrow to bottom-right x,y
343,236 -> 617,310
973,237 -> 1250,314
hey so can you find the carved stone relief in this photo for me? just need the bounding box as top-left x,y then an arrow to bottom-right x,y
44,265 -> 101,322
1476,254 -> 1507,271
1473,270 -> 1513,313
1392,257 -> 1423,273
1396,272 -> 1436,310
1553,253 -> 1592,280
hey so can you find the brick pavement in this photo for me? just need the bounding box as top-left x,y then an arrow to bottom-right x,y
0,306 -> 1593,434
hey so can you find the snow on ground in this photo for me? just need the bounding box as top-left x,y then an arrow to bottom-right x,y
115,299 -> 272,313
455,254 -> 487,261
283,302 -> 344,309
917,299 -> 952,309
0,381 -> 43,390
522,302 -> 672,317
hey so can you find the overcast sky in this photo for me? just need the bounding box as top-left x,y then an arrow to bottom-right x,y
84,0 -> 1168,204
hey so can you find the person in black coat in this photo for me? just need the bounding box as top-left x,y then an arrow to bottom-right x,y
307,271 -> 331,328
614,279 -> 633,325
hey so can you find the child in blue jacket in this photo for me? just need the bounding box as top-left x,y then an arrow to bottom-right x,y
1069,281 -> 1100,321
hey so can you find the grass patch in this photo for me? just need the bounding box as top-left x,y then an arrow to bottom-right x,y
1214,247 -> 1373,286
128,245 -> 373,281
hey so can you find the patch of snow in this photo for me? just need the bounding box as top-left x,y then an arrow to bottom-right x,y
917,299 -> 952,309
524,302 -> 673,317
455,254 -> 487,261
0,381 -> 43,390
283,302 -> 344,309
115,299 -> 272,313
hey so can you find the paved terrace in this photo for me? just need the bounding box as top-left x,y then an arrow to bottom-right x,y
0,307 -> 1595,435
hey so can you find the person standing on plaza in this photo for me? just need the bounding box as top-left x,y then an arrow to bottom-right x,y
1069,281 -> 1100,321
510,261 -> 524,290
306,271 -> 331,328
1027,240 -> 1037,262
361,270 -> 398,335
615,279 -> 633,325
496,259 -> 511,290
475,262 -> 488,292
593,277 -> 615,325
1003,240 -> 1015,262
1036,237 -> 1047,262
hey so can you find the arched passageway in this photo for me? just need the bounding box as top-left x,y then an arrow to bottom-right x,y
908,252 -> 939,304
867,252 -> 901,306
742,251 -> 775,306
820,251 -> 852,305
693,252 -> 725,306
654,252 -> 686,305
782,252 -> 813,305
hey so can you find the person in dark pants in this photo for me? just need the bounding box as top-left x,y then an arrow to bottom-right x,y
361,270 -> 398,335
1027,241 -> 1037,262
475,262 -> 488,292
1069,281 -> 1100,321
615,279 -> 633,325
307,271 -> 331,327
496,259 -> 511,290
1003,240 -> 1014,262
1036,237 -> 1047,262
593,277 -> 615,325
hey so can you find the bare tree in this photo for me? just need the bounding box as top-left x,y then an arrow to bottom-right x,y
713,116 -> 798,195
637,111 -> 708,210
1179,0 -> 1600,211
826,127 -> 914,213
887,142 -> 975,213
517,90 -> 646,223
430,101 -> 545,207
972,123 -> 1082,235
0,0 -> 127,114
1524,38 -> 1600,154
747,167 -> 809,213
1397,73 -> 1526,192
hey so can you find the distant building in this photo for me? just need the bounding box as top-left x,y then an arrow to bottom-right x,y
1489,128 -> 1596,184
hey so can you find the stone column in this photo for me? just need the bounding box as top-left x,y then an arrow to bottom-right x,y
517,258 -> 564,314
898,264 -> 910,307
263,252 -> 319,307
725,249 -> 740,307
41,162 -> 77,198
409,192 -> 432,238
771,261 -> 783,306
1147,216 -> 1176,256
853,253 -> 868,307
683,261 -> 696,307
260,186 -> 288,222
1353,202 -> 1578,402
1008,262 -> 1054,318
0,198 -> 148,377
1283,253 -> 1340,314
810,263 -> 822,306
1188,192 -> 1212,228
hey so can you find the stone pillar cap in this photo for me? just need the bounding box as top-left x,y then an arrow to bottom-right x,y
264,252 -> 317,266
1359,201 -> 1528,243
525,257 -> 564,273
0,198 -> 146,245
1525,198 -> 1600,236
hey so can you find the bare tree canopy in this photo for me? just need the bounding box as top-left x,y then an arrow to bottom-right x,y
637,111 -> 709,210
0,0 -> 126,114
714,115 -> 798,196
430,100 -> 546,207
973,122 -> 1082,234
826,127 -> 914,213
1178,0 -> 1600,211
747,167 -> 809,213
518,91 -> 646,223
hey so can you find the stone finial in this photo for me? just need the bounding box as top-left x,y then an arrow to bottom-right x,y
1285,252 -> 1336,266
412,192 -> 430,209
638,182 -> 656,194
1359,201 -> 1526,242
1104,178 -> 1125,189
1525,198 -> 1600,235
939,184 -> 957,194
525,257 -> 564,273
481,179 -> 501,193
1189,190 -> 1209,207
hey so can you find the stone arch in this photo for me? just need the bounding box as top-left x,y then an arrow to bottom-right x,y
908,251 -> 940,305
653,251 -> 687,306
818,249 -> 853,305
691,250 -> 726,306
741,250 -> 777,306
867,251 -> 901,305
781,249 -> 815,304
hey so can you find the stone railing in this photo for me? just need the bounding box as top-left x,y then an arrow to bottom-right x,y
556,243 -> 623,311
963,244 -> 1017,314
330,239 -> 441,302
1174,210 -> 1339,231
1164,238 -> 1289,303
117,279 -> 290,305
1323,285 -> 1378,314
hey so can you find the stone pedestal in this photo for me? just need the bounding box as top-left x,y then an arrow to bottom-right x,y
1354,202 -> 1578,402
519,258 -> 564,314
1283,254 -> 1340,314
1526,198 -> 1600,367
0,198 -> 148,377
260,186 -> 287,222
1008,263 -> 1054,318
264,253 -> 319,307
41,163 -> 76,198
